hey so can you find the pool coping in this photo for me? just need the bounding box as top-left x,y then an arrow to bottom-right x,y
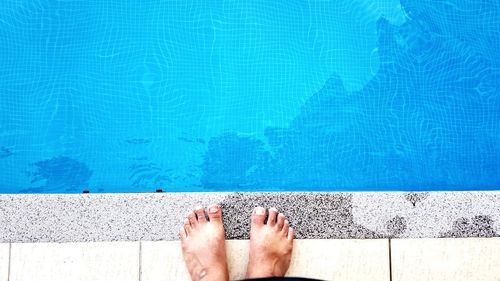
0,191 -> 499,242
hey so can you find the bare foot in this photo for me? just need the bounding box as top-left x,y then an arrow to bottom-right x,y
179,204 -> 229,281
246,207 -> 294,278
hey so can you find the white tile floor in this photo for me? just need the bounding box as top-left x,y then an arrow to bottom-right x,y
9,242 -> 140,281
141,239 -> 389,281
1,238 -> 499,281
391,238 -> 500,281
0,244 -> 9,281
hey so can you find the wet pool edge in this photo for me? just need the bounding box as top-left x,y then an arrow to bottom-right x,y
0,191 -> 498,242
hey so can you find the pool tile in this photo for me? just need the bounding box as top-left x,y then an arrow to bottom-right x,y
391,238 -> 500,281
141,239 -> 390,281
9,242 -> 140,281
0,244 -> 8,281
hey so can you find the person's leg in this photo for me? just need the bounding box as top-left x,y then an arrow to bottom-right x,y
240,277 -> 324,281
179,204 -> 229,281
246,207 -> 294,278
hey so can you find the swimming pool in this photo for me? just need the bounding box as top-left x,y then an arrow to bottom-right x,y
0,0 -> 499,193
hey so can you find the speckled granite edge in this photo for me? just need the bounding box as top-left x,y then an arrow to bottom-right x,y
0,191 -> 499,242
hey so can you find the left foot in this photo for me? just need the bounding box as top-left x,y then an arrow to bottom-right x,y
179,205 -> 229,281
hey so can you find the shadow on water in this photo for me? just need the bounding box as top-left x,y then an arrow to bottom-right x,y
21,156 -> 92,193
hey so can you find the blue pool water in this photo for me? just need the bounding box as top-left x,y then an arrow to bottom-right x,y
0,0 -> 499,193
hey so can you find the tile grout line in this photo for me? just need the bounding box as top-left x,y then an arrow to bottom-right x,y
139,241 -> 142,281
388,239 -> 393,281
7,243 -> 11,281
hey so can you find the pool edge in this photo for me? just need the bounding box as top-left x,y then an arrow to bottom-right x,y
1,191 -> 499,242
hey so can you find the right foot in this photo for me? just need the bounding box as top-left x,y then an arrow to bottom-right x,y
246,207 -> 294,278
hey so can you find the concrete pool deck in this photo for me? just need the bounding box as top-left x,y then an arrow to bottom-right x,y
0,191 -> 499,242
2,238 -> 500,280
1,191 -> 499,280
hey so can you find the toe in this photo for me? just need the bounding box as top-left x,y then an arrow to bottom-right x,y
282,219 -> 290,235
187,211 -> 197,226
179,226 -> 187,241
207,204 -> 223,222
251,206 -> 266,226
276,213 -> 285,230
267,207 -> 278,226
287,227 -> 294,240
195,206 -> 207,223
184,218 -> 192,235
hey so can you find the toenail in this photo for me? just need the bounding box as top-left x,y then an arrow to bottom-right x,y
195,205 -> 203,211
255,207 -> 265,215
209,205 -> 219,213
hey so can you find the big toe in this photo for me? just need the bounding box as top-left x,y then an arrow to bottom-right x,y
207,204 -> 223,222
251,206 -> 266,227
